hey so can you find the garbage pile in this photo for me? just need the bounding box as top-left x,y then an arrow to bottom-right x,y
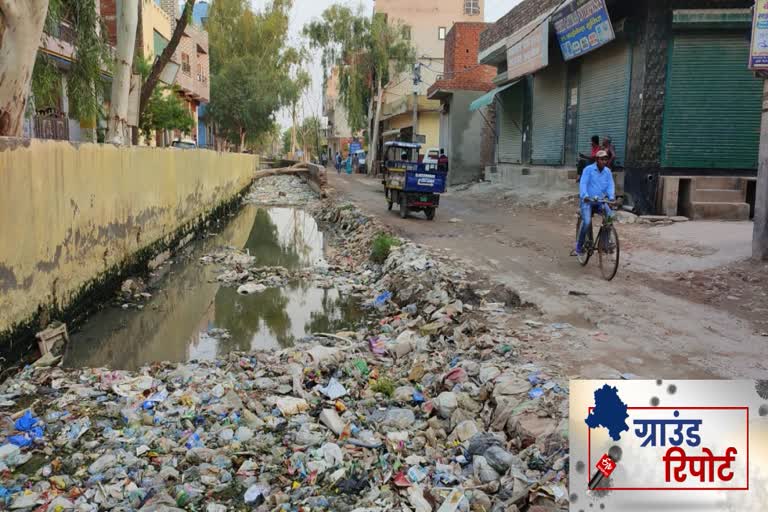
245,176 -> 318,206
0,185 -> 569,511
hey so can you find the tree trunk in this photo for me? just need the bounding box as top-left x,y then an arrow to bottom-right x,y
369,77 -> 384,176
139,0 -> 195,123
290,102 -> 297,157
239,128 -> 246,153
107,0 -> 139,144
365,91 -> 374,171
0,0 -> 49,137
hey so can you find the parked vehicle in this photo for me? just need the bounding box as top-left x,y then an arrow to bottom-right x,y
171,138 -> 197,149
353,149 -> 367,174
381,141 -> 447,221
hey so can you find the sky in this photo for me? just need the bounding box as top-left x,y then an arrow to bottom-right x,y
249,0 -> 523,131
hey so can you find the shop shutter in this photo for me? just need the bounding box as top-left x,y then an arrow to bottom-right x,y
497,83 -> 523,164
662,33 -> 761,169
531,60 -> 567,165
577,42 -> 631,165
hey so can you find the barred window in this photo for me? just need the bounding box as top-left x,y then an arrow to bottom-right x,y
464,0 -> 480,16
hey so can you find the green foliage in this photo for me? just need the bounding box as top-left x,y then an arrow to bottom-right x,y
207,0 -> 307,148
31,0 -> 110,123
140,87 -> 195,140
304,5 -> 415,132
371,377 -> 395,398
282,128 -> 292,155
370,233 -> 401,264
31,54 -> 62,110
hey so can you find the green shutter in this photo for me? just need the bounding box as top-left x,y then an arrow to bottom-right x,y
661,33 -> 761,169
153,30 -> 169,57
578,42 -> 631,164
532,59 -> 567,165
497,84 -> 523,164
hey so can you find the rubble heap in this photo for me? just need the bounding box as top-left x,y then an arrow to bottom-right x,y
0,186 -> 569,511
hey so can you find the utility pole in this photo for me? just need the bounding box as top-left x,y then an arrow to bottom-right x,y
412,63 -> 421,143
755,79 -> 768,260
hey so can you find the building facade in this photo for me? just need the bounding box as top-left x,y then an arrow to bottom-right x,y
374,0 -> 485,153
158,0 -> 212,147
323,67 -> 355,158
427,22 -> 496,184
479,0 -> 760,218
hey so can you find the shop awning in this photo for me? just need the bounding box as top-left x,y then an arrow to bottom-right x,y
469,81 -> 520,112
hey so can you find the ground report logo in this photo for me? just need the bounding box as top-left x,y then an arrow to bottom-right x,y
569,380 -> 768,511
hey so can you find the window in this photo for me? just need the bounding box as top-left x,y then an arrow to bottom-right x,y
153,30 -> 169,57
181,53 -> 191,74
438,27 -> 446,40
402,25 -> 411,40
464,0 -> 480,16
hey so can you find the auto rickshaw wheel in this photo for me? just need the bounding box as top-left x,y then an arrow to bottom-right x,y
399,195 -> 408,219
425,208 -> 435,221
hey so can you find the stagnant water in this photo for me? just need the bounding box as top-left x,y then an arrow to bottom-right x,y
64,205 -> 365,371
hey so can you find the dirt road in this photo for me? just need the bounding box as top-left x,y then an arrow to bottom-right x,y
329,170 -> 768,380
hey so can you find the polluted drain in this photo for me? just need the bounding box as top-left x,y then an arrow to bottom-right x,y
65,205 -> 365,371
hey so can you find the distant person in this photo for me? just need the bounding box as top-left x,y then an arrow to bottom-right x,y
602,136 -> 616,169
438,149 -> 449,172
335,152 -> 342,173
590,135 -> 600,159
577,135 -> 601,182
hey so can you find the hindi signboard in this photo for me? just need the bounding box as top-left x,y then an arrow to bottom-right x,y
750,1 -> 768,70
553,0 -> 615,61
569,380 -> 767,510
505,16 -> 549,82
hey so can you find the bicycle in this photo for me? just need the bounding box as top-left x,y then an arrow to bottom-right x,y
575,196 -> 622,281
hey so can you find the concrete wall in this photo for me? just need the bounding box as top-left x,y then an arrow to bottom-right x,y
142,0 -> 172,59
447,91 -> 489,185
0,138 -> 257,346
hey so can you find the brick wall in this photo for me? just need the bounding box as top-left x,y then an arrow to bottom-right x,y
428,22 -> 496,95
100,0 -> 117,46
479,0 -> 562,52
160,0 -> 180,21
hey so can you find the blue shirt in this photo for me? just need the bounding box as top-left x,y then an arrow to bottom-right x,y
580,163 -> 615,201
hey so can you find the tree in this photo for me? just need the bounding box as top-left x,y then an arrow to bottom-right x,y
107,0 -> 139,144
2,0 -> 109,137
206,0 -> 306,151
139,86 -> 194,141
304,6 -> 414,169
139,0 -> 195,131
0,0 -> 49,136
298,116 -> 325,161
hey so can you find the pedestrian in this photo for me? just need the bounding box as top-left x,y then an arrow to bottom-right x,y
437,149 -> 449,173
577,135 -> 600,182
335,152 -> 342,174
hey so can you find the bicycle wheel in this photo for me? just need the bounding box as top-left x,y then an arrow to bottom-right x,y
598,224 -> 620,281
575,215 -> 592,266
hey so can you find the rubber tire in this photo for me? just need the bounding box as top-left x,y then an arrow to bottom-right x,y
425,208 -> 435,221
598,225 -> 620,281
575,215 -> 592,266
399,195 -> 408,219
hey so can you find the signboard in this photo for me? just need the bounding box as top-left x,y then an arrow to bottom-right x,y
414,134 -> 426,144
750,1 -> 768,70
349,141 -> 362,153
553,0 -> 615,61
505,16 -> 550,81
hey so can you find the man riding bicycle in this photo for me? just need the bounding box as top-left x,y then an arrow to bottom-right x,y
574,149 -> 615,256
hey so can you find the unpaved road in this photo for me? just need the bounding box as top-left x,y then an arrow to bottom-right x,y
329,171 -> 768,380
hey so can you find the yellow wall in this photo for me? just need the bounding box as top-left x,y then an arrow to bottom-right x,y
142,0 -> 172,59
385,111 -> 441,151
0,139 -> 257,335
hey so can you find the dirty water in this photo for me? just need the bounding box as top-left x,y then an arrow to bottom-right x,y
64,205 -> 365,371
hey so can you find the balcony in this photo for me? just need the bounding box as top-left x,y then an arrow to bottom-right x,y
381,95 -> 441,120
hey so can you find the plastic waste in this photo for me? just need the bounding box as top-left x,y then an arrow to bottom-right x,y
316,378 -> 347,400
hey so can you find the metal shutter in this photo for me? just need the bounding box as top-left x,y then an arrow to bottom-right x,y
532,59 -> 566,165
577,42 -> 631,164
497,83 -> 523,164
661,33 -> 761,169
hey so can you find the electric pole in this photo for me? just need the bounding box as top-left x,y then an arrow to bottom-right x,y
412,63 -> 421,144
754,79 -> 768,260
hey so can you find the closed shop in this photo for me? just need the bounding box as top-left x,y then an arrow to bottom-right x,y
531,57 -> 567,165
497,83 -> 524,163
661,32 -> 762,169
577,41 -> 632,165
